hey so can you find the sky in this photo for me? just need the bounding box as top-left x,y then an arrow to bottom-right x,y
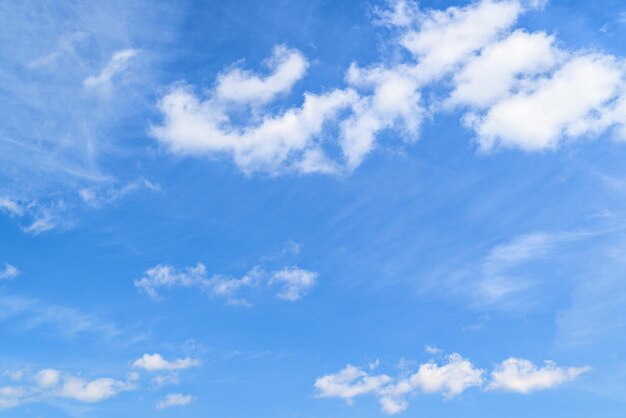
1,0 -> 626,416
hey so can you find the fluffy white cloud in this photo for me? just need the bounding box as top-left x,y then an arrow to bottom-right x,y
150,0 -> 626,173
316,353 -> 589,414
316,354 -> 483,415
0,368 -> 134,409
59,375 -> 133,402
488,358 -> 591,393
83,48 -> 139,90
132,353 -> 201,371
315,365 -> 392,401
214,45 -> 308,105
151,82 -> 356,174
471,54 -> 624,150
448,30 -> 559,107
156,392 -> 194,409
269,268 -> 318,301
400,0 -> 523,81
377,354 -> 484,414
0,264 -> 19,280
135,263 -> 318,305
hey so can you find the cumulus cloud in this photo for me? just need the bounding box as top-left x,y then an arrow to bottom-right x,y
151,83 -> 356,174
487,358 -> 591,393
315,365 -> 392,401
132,353 -> 201,372
150,0 -> 626,175
448,30 -> 559,108
400,0 -> 523,82
135,263 -> 318,305
0,264 -> 19,280
269,268 -> 318,301
470,54 -> 625,150
315,354 -> 483,415
214,45 -> 308,105
0,368 -> 134,409
156,393 -> 194,409
316,353 -> 588,414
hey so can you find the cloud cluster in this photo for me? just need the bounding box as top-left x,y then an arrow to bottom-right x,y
151,0 -> 626,175
0,368 -> 134,409
315,353 -> 589,415
135,263 -> 318,306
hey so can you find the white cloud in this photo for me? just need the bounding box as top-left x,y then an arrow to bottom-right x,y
0,199 -> 23,217
135,263 -> 318,305
341,65 -> 422,169
132,353 -> 201,372
448,30 -> 559,107
214,45 -> 308,105
314,365 -> 392,400
435,231 -> 588,309
150,0 -> 626,173
156,393 -> 194,409
471,54 -> 624,151
316,354 -> 589,414
59,375 -> 134,402
378,354 -> 484,414
0,264 -> 19,280
316,354 -> 483,415
0,368 -> 134,409
400,0 -> 523,82
269,268 -> 318,301
488,358 -> 591,393
79,179 -> 160,208
151,82 -> 356,174
153,373 -> 180,387
83,48 -> 139,89
34,369 -> 60,388
424,345 -> 442,354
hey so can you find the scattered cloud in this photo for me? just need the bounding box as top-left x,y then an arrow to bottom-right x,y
487,358 -> 591,393
151,0 -> 626,175
315,353 -> 484,414
0,368 -> 134,409
268,268 -> 318,301
0,264 -> 19,280
424,345 -> 442,354
135,263 -> 318,305
316,353 -> 588,414
156,393 -> 194,409
132,354 -> 201,372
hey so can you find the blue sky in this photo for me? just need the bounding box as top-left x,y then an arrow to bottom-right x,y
2,0 -> 626,416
